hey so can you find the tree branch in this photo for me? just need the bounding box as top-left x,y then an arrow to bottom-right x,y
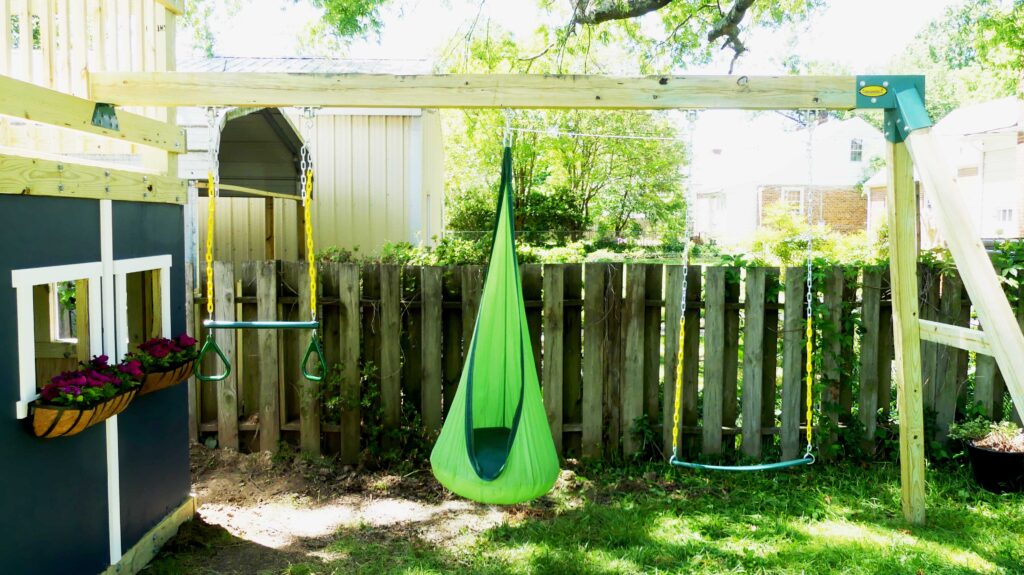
706,0 -> 756,71
573,0 -> 674,25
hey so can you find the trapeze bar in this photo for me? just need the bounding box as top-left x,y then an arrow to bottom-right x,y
203,320 -> 319,330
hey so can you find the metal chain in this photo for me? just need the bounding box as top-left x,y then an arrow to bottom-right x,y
803,109 -> 820,456
672,109 -> 699,460
300,108 -> 318,322
204,107 -> 221,318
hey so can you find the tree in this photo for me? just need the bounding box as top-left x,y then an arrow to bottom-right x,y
561,0 -> 821,72
442,28 -> 687,244
182,0 -> 387,56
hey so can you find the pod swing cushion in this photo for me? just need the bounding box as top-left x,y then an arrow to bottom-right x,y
429,147 -> 559,504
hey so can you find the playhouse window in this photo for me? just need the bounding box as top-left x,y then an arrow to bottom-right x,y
30,279 -> 94,392
850,139 -> 863,162
123,270 -> 164,352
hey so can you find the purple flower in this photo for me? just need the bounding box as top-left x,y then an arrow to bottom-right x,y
175,334 -> 197,348
147,343 -> 170,359
118,360 -> 144,379
91,355 -> 109,368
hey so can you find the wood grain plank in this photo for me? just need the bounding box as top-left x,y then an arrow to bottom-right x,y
420,266 -> 443,435
621,263 -> 646,455
256,260 -> 280,453
741,267 -> 766,458
703,267 -> 726,456
781,267 -> 806,461
582,263 -> 606,459
543,264 -> 565,454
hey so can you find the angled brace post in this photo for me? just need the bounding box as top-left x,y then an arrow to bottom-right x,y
859,75 -> 1024,423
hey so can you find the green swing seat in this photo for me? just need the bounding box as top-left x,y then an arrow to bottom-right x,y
430,147 -> 559,504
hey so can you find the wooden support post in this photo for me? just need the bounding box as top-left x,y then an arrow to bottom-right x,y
887,140 -> 926,525
906,129 -> 1024,424
543,264 -> 565,455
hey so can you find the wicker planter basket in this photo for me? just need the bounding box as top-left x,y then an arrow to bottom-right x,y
30,388 -> 139,439
139,361 -> 195,396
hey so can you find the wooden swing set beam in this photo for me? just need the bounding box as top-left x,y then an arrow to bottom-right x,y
88,72 -> 857,110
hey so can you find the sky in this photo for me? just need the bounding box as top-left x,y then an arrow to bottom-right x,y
194,0 -> 963,73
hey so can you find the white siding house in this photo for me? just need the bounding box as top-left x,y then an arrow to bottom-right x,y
866,97 -> 1024,247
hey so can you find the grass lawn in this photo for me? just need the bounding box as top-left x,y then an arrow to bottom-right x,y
149,455 -> 1024,575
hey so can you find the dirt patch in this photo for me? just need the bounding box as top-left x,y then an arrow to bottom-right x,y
157,445 -> 517,571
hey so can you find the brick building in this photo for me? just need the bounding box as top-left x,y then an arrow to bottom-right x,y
692,115 -> 884,246
759,185 -> 868,234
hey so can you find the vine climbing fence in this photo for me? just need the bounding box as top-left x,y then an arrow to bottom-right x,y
187,261 -> 1022,464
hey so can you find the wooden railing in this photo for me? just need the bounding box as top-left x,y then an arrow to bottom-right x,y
188,261 -> 1022,463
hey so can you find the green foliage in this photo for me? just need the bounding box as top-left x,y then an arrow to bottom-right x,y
949,416 -> 1021,443
747,205 -> 882,267
57,281 -> 76,312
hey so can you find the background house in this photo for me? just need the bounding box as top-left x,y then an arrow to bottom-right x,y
866,97 -> 1024,248
692,114 -> 885,246
178,57 -> 446,264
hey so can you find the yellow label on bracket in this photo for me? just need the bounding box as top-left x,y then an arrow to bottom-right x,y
859,85 -> 888,98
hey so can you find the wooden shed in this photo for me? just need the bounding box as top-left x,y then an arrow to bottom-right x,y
177,57 -> 446,264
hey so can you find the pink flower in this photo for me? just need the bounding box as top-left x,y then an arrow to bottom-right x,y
118,360 -> 144,379
91,355 -> 109,368
148,343 -> 170,359
176,334 -> 197,348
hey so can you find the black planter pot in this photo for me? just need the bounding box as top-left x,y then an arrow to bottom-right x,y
967,442 -> 1024,494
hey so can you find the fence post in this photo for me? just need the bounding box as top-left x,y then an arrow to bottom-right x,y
582,263 -> 607,459
212,261 -> 238,450
338,263 -> 361,464
741,267 -> 767,459
421,267 -> 443,435
543,264 -> 565,455
703,267 -> 726,456
663,265 -> 684,457
859,267 -> 882,450
782,267 -> 806,461
256,261 -> 280,453
380,265 -> 401,430
622,264 -> 646,455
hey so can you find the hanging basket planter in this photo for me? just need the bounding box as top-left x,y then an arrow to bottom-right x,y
131,334 -> 199,396
139,361 -> 195,396
30,387 -> 139,439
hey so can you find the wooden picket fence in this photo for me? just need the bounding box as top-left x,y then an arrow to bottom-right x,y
187,261 -> 1021,463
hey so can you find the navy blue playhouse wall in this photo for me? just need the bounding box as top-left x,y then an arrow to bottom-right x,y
0,197 -> 190,575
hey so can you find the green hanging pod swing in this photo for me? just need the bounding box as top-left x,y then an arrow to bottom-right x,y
430,146 -> 559,504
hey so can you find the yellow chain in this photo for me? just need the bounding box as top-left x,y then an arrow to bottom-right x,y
805,314 -> 814,449
205,170 -> 216,317
303,169 -> 317,319
671,315 -> 686,457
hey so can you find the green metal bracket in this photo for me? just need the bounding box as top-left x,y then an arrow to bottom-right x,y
91,103 -> 120,131
855,75 -> 930,143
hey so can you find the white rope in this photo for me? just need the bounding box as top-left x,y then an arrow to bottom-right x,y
508,126 -> 684,142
